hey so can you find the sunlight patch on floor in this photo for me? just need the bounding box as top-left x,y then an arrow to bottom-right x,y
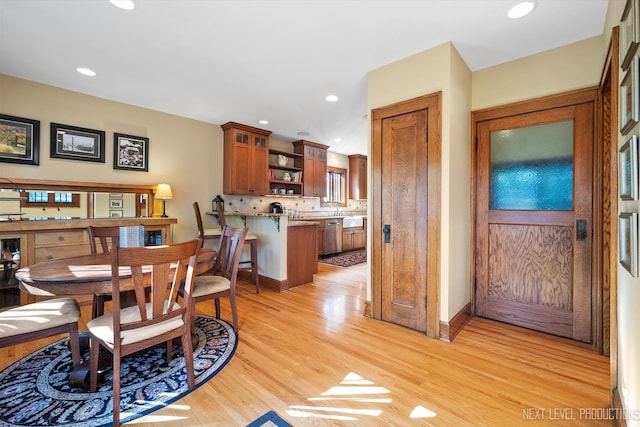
410,405 -> 437,418
289,371 -> 437,423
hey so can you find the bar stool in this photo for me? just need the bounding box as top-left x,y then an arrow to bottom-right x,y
193,202 -> 260,293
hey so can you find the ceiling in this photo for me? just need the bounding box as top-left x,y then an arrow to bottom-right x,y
0,0 -> 609,156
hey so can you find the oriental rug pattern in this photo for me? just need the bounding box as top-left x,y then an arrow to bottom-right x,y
319,249 -> 367,268
0,315 -> 236,427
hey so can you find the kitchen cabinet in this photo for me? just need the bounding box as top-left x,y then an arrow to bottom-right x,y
342,224 -> 365,251
222,122 -> 271,195
293,140 -> 329,198
348,154 -> 367,200
268,149 -> 304,195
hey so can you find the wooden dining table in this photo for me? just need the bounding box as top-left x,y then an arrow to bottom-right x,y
14,247 -> 216,388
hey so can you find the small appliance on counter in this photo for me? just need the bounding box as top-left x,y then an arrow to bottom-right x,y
270,202 -> 284,213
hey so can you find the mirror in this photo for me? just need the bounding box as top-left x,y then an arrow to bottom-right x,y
0,178 -> 154,221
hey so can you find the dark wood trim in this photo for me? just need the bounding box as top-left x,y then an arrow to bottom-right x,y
439,303 -> 472,342
371,92 -> 442,338
363,300 -> 372,318
611,387 -> 627,427
248,273 -> 287,293
602,26 -> 620,404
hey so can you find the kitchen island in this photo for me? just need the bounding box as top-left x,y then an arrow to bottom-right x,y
206,212 -> 319,292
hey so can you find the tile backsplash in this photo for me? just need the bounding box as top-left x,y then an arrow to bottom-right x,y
214,195 -> 367,217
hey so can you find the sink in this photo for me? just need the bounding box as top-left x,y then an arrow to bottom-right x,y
342,216 -> 364,228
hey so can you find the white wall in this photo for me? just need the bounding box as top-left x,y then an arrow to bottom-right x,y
606,0 -> 640,423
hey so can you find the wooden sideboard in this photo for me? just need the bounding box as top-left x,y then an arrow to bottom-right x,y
0,217 -> 176,307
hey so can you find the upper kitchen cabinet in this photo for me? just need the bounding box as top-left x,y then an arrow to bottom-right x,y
293,140 -> 329,198
348,154 -> 367,200
222,122 -> 271,195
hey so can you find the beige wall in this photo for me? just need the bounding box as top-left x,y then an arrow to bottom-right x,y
472,35 -> 604,111
0,74 -> 222,242
368,42 -> 472,321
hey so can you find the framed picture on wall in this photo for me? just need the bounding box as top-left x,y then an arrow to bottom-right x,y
0,113 -> 40,166
50,123 -> 105,163
113,133 -> 149,172
619,134 -> 639,200
619,212 -> 638,277
621,0 -> 640,70
621,56 -> 639,135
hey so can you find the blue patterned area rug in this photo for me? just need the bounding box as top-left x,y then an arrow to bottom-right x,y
0,315 -> 237,426
247,410 -> 292,427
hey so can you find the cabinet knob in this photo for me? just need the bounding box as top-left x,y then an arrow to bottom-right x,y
46,255 -> 53,260
57,235 -> 64,241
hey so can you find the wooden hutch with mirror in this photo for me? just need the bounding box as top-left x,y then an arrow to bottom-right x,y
0,178 -> 176,308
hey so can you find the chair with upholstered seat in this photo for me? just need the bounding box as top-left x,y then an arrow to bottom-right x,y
0,297 -> 81,369
187,225 -> 247,332
87,225 -> 120,318
87,238 -> 200,427
193,201 -> 260,293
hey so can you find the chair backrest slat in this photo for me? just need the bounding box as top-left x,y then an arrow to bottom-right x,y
215,226 -> 247,280
193,202 -> 205,239
88,225 -> 121,254
110,239 -> 200,333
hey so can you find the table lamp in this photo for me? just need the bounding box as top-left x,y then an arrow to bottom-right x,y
156,183 -> 173,218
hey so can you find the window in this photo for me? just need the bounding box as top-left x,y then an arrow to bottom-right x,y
325,167 -> 347,207
21,191 -> 81,208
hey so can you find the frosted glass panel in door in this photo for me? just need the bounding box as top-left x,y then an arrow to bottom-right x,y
490,120 -> 573,210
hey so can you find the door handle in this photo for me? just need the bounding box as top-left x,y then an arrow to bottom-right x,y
383,224 -> 391,243
576,219 -> 587,241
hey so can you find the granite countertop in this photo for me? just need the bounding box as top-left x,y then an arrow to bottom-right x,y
205,211 -> 286,217
288,220 -> 320,227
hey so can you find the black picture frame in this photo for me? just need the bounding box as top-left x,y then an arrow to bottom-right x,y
50,123 -> 105,163
621,0 -> 640,71
619,134 -> 639,200
113,133 -> 149,172
0,113 -> 40,166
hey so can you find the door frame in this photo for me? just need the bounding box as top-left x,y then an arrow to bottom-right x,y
470,86 -> 605,350
371,92 -> 442,338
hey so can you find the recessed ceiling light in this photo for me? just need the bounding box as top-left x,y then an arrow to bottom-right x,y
258,120 -> 269,125
508,1 -> 536,19
325,95 -> 339,102
333,138 -> 342,142
76,67 -> 96,77
297,131 -> 310,137
110,0 -> 135,10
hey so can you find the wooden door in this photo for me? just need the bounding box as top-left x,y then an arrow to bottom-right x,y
379,109 -> 429,331
475,102 -> 594,342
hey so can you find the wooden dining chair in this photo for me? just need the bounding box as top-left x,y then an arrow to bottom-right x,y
0,297 -> 81,369
187,226 -> 247,332
87,238 -> 200,427
193,201 -> 223,242
87,225 -> 120,318
215,203 -> 260,294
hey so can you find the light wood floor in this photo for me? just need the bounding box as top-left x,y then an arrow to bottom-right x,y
1,262 -> 611,426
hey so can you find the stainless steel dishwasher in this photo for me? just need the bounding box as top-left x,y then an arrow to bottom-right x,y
324,219 -> 343,255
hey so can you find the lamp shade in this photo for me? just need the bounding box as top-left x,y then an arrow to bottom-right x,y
156,183 -> 173,200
